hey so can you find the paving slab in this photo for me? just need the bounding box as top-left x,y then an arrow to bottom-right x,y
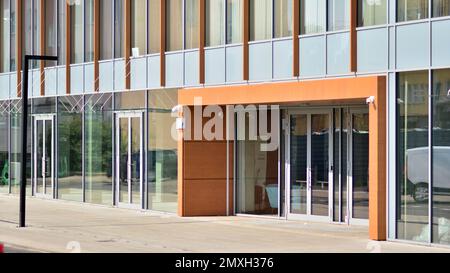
0,195 -> 449,253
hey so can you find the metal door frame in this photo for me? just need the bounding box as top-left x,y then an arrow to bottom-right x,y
285,108 -> 333,222
33,114 -> 55,199
114,111 -> 144,209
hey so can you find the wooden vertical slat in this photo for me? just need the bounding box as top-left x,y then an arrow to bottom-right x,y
293,0 -> 299,77
66,1 -> 71,94
40,0 -> 46,96
199,0 -> 205,84
16,0 -> 22,97
124,0 -> 131,90
350,0 -> 357,72
160,0 -> 166,87
243,0 -> 249,81
94,0 -> 100,92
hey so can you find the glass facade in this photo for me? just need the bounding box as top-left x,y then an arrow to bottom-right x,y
148,0 -> 161,54
58,96 -> 83,202
249,0 -> 272,41
45,0 -> 57,67
131,0 -> 147,57
114,0 -> 124,58
100,0 -> 113,60
0,0 -> 10,73
206,0 -> 225,47
396,71 -> 429,242
433,0 -> 450,17
0,106 -> 8,193
300,0 -> 325,34
358,0 -> 387,27
57,0 -> 66,65
185,0 -> 200,49
166,0 -> 183,51
328,0 -> 350,31
274,0 -> 293,38
226,0 -> 243,44
71,2 -> 84,64
397,0 -> 429,22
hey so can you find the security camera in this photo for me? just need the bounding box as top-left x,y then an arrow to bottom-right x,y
366,96 -> 375,105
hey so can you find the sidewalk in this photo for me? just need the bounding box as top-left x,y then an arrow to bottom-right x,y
0,195 -> 448,253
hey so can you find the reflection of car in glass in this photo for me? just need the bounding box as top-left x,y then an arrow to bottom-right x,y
407,147 -> 450,202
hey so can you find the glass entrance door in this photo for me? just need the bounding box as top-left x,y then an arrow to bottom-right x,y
287,110 -> 332,220
33,115 -> 54,198
115,112 -> 143,208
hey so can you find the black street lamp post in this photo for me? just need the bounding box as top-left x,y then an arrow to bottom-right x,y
20,55 -> 58,228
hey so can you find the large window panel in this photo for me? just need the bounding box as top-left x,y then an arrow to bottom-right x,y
328,0 -> 350,31
58,96 -> 83,202
396,71 -> 429,242
10,0 -> 15,70
148,0 -> 161,54
226,0 -> 243,44
432,69 -> 450,245
0,110 -> 9,193
45,0 -> 57,67
300,0 -> 326,35
148,89 -> 178,213
358,0 -> 387,27
397,0 -> 429,22
70,1 -> 83,64
166,0 -> 183,51
85,94 -> 113,205
100,0 -> 113,60
131,0 -> 147,56
0,0 -> 11,73
274,0 -> 293,38
249,0 -> 272,41
206,0 -> 225,47
433,0 -> 450,17
114,0 -> 124,58
85,0 -> 94,62
57,0 -> 66,65
185,0 -> 200,49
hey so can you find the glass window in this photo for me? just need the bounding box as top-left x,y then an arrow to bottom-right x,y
185,0 -> 200,49
328,0 -> 350,31
396,71 -> 429,242
236,108 -> 279,216
433,0 -> 450,17
100,0 -> 113,60
147,89 -> 178,213
114,0 -> 124,58
397,0 -> 429,22
23,0 -> 32,56
358,0 -> 387,27
70,1 -> 83,64
0,0 -> 11,73
58,96 -> 83,202
226,0 -> 243,44
85,0 -> 94,62
166,0 -> 183,51
432,69 -> 450,245
85,94 -> 113,205
57,0 -> 66,65
0,109 -> 9,194
10,0 -> 15,70
206,0 -> 225,47
249,0 -> 272,41
33,0 -> 40,56
274,0 -> 293,38
131,0 -> 147,56
45,0 -> 57,67
300,0 -> 326,34
115,90 -> 146,110
148,0 -> 160,54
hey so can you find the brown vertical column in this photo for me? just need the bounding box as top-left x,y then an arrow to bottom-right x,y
368,77 -> 387,241
350,0 -> 357,72
243,0 -> 249,81
199,0 -> 205,84
40,0 -> 46,96
160,0 -> 166,87
66,2 -> 71,94
94,0 -> 100,92
16,0 -> 22,97
293,0 -> 299,77
124,0 -> 131,90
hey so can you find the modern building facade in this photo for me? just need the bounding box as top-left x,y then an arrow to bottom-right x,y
0,0 -> 449,247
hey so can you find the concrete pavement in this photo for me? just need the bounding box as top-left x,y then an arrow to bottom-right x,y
0,195 -> 449,253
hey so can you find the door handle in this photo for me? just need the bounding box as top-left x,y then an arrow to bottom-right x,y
42,157 -> 46,178
307,167 -> 312,191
